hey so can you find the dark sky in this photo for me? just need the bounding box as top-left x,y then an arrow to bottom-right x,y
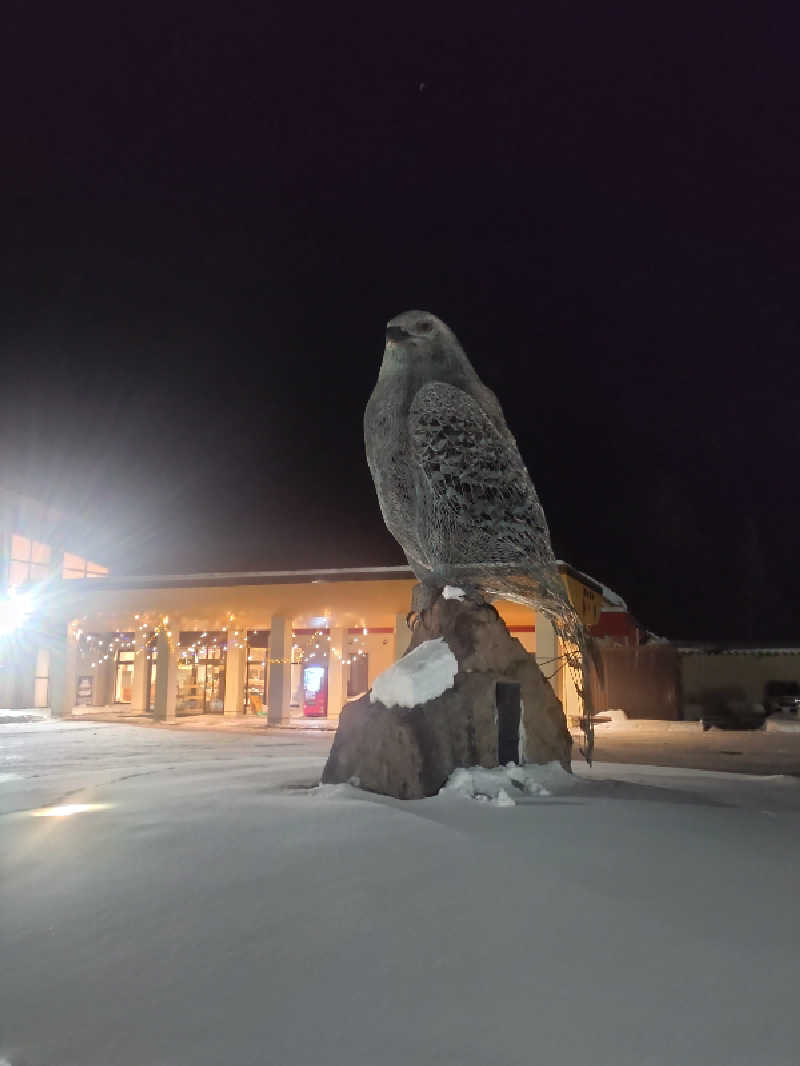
1,3 -> 798,640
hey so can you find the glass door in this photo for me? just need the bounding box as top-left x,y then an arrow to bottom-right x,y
176,633 -> 226,714
244,630 -> 269,714
347,653 -> 369,699
199,646 -> 226,714
114,650 -> 135,703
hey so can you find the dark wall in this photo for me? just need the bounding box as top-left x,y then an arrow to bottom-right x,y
595,643 -> 681,720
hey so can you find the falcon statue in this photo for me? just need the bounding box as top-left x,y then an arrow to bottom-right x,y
364,309 -> 595,758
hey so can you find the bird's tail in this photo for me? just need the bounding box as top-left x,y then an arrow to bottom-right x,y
454,564 -> 598,763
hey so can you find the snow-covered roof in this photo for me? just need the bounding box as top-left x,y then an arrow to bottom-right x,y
599,585 -> 627,610
643,630 -> 670,644
62,565 -> 417,590
555,560 -> 628,611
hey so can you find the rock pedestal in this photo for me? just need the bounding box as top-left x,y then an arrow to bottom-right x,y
322,592 -> 571,799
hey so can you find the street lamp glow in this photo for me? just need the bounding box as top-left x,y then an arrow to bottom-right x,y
0,588 -> 33,636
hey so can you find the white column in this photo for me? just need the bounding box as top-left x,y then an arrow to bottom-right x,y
267,616 -> 291,725
131,631 -> 148,712
326,627 -> 345,723
34,648 -> 50,708
562,661 -> 582,724
153,628 -> 177,722
96,654 -> 115,707
11,643 -> 37,708
49,624 -> 78,718
393,612 -> 412,661
534,611 -> 561,700
224,641 -> 245,716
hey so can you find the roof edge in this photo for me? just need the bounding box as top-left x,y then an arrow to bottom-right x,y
60,565 -> 417,591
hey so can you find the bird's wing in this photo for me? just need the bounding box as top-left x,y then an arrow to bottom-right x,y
407,380 -> 553,576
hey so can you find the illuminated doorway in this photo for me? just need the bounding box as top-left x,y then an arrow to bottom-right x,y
344,631 -> 370,699
347,653 -> 369,699
114,638 -> 136,704
177,633 -> 227,714
244,630 -> 270,714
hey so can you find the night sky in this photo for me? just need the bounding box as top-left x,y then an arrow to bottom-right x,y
2,4 -> 798,641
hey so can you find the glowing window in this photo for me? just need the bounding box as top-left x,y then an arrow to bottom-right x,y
30,541 -> 51,581
62,553 -> 109,579
63,552 -> 85,574
62,552 -> 88,579
9,534 -> 51,586
11,534 -> 31,562
32,541 -> 51,564
8,560 -> 29,586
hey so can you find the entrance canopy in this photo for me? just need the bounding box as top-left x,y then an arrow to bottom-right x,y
52,565 -> 538,635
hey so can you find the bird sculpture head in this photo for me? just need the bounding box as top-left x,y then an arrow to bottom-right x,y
379,310 -> 478,385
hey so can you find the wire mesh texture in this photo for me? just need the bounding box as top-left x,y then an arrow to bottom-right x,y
365,310 -> 594,761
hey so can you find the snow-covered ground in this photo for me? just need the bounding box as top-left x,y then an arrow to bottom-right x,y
2,720 -> 799,1066
590,717 -> 800,775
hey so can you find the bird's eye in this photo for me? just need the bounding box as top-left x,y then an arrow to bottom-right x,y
416,319 -> 433,333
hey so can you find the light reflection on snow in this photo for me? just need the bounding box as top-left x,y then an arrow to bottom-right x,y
29,803 -> 112,818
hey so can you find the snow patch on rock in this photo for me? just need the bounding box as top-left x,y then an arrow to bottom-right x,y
440,761 -> 577,805
370,637 -> 458,709
307,782 -> 362,800
518,699 -> 527,763
442,585 -> 466,601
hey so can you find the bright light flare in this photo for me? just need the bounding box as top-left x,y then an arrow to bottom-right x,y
29,803 -> 112,818
0,588 -> 33,636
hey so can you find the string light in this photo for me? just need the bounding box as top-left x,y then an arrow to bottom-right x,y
75,616 -> 369,675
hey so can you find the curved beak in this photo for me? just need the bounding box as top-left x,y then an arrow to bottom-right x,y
386,325 -> 411,343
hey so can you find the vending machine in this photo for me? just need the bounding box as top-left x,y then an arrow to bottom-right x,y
302,665 -> 328,717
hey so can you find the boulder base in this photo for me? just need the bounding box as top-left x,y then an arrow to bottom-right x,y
322,591 -> 572,799
322,672 -> 499,799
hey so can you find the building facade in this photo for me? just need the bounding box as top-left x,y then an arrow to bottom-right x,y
678,644 -> 800,718
2,556 -> 616,726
